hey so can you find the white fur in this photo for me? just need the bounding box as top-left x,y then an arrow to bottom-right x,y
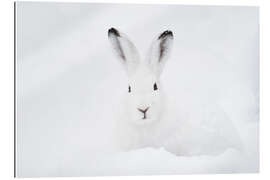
108,28 -> 242,156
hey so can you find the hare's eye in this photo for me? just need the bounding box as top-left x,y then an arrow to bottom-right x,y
153,83 -> 158,91
128,85 -> 131,93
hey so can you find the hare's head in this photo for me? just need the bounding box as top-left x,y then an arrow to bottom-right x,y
108,28 -> 173,125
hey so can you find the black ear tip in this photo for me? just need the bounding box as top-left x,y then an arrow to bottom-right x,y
158,30 -> 173,39
108,27 -> 120,37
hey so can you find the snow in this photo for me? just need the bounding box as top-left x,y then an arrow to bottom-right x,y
16,2 -> 259,177
54,147 -> 257,177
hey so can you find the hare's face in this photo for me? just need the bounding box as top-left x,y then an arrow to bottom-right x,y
108,28 -> 173,125
126,65 -> 164,124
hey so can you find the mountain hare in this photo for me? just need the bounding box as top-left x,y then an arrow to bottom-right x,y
108,27 -> 241,156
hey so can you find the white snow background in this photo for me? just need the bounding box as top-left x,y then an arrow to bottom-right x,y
16,2 -> 259,177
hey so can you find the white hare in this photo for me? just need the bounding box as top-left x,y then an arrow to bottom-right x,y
108,27 -> 242,156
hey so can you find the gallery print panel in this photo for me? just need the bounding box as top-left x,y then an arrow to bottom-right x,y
15,1 -> 259,177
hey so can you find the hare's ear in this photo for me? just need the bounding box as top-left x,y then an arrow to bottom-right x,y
108,27 -> 140,75
147,30 -> 173,76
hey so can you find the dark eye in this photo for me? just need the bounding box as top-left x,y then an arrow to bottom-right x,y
128,85 -> 131,93
153,83 -> 158,91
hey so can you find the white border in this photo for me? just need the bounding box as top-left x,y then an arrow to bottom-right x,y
1,0 -> 269,180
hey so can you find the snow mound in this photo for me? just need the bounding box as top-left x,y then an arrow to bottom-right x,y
53,147 -> 258,177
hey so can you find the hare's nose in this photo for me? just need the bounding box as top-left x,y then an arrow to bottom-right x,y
137,107 -> 149,113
